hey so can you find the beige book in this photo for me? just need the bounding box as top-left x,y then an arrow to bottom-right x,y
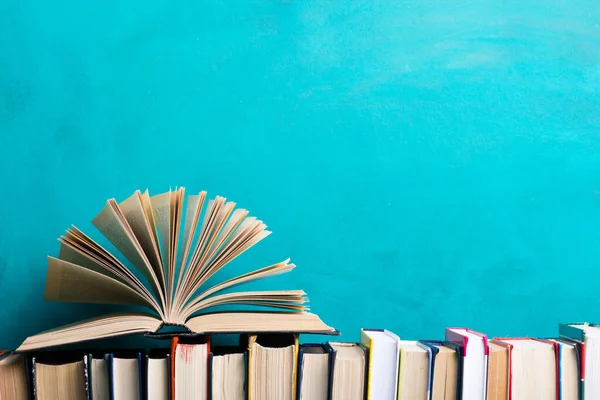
487,342 -> 508,400
397,341 -> 428,400
248,334 -> 298,400
174,340 -> 209,400
211,351 -> 246,400
0,354 -> 28,399
17,188 -> 336,352
493,338 -> 556,400
91,357 -> 109,400
34,358 -> 86,400
327,342 -> 366,400
431,345 -> 458,400
298,346 -> 329,400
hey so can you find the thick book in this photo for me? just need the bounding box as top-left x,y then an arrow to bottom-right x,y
396,341 -> 428,400
145,350 -> 170,400
209,346 -> 247,400
17,189 -> 336,352
247,333 -> 298,400
107,351 -> 143,400
360,328 -> 401,400
486,341 -> 508,400
445,328 -> 488,400
549,338 -> 580,400
89,353 -> 109,400
418,340 -> 460,400
558,322 -> 600,400
325,342 -> 367,400
297,344 -> 328,400
31,352 -> 88,400
0,352 -> 30,400
491,338 -> 557,400
171,336 -> 211,400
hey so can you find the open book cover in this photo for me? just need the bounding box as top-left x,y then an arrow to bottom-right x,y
17,188 -> 336,352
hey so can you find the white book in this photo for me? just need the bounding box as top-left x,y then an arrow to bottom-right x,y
445,328 -> 488,400
147,355 -> 169,400
360,329 -> 401,400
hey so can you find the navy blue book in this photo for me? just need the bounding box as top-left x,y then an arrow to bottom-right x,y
325,342 -> 368,400
106,351 -> 143,400
419,340 -> 462,400
297,344 -> 329,400
145,350 -> 170,400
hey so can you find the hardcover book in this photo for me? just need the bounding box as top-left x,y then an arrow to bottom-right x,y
17,189 -> 335,351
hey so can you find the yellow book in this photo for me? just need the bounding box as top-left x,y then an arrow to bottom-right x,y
360,328 -> 401,400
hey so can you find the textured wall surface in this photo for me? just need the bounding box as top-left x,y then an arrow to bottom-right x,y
1,0 -> 600,349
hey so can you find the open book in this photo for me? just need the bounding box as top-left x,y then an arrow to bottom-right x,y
17,189 -> 335,351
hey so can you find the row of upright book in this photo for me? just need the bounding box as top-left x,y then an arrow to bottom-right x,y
1,322 -> 599,400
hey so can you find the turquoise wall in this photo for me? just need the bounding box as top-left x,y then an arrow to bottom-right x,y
1,0 -> 600,349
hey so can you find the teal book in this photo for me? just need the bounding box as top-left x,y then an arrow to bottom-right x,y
558,322 -> 600,400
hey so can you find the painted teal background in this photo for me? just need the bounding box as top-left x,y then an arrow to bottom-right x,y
1,0 -> 600,349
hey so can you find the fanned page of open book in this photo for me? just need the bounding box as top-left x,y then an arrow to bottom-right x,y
18,188 -> 336,351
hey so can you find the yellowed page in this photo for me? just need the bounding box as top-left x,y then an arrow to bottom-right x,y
92,200 -> 164,308
150,192 -> 172,280
17,313 -> 162,352
185,312 -> 335,334
181,260 -> 294,316
141,189 -> 161,258
45,257 -> 150,306
120,190 -> 164,287
58,240 -> 125,283
176,191 -> 206,295
167,188 -> 184,309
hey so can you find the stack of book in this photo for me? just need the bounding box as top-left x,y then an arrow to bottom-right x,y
0,323 -> 597,399
0,189 -> 594,399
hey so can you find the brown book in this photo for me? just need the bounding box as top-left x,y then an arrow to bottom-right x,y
0,354 -> 28,399
33,356 -> 86,400
487,341 -> 508,400
491,338 -> 556,400
17,189 -> 336,351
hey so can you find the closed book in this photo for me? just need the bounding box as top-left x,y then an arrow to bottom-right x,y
247,333 -> 298,400
445,328 -> 488,400
0,352 -> 30,400
486,341 -> 508,400
32,352 -> 88,400
549,338 -> 580,400
558,323 -> 600,400
145,351 -> 170,400
360,328 -> 401,400
491,338 -> 557,400
171,336 -> 211,400
419,340 -> 459,400
210,346 -> 247,400
297,344 -> 328,400
397,341 -> 428,400
325,342 -> 367,400
107,351 -> 143,400
89,353 -> 109,400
